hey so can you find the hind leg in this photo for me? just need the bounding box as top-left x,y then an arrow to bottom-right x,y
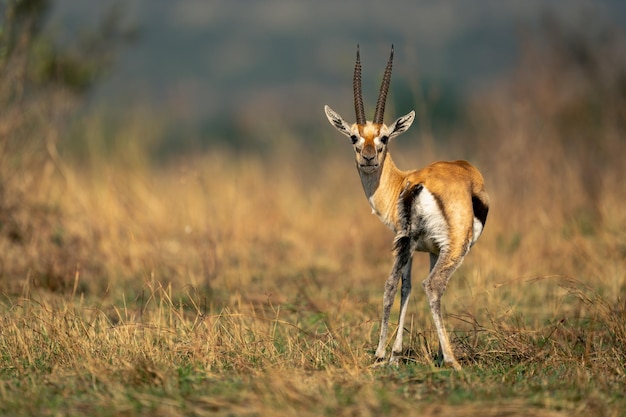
423,252 -> 463,370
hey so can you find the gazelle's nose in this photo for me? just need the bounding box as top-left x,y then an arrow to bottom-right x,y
361,145 -> 377,161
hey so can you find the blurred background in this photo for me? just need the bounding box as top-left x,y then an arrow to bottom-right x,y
46,0 -> 626,153
1,0 -> 625,298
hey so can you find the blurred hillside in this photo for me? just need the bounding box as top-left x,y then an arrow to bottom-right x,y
45,0 -> 626,154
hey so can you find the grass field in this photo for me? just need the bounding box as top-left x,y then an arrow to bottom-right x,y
1,123 -> 625,416
1,22 -> 626,417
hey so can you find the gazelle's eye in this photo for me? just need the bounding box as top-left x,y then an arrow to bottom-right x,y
350,135 -> 358,144
381,135 -> 389,145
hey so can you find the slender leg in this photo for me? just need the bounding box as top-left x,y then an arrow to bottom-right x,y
428,253 -> 444,364
429,253 -> 438,272
422,252 -> 463,370
374,257 -> 405,360
375,234 -> 412,361
390,257 -> 413,362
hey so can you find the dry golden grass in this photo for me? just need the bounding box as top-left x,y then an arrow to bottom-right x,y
1,22 -> 626,417
1,119 -> 625,415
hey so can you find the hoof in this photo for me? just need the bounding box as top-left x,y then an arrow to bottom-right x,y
388,354 -> 401,366
443,360 -> 462,371
372,356 -> 388,368
435,354 -> 462,371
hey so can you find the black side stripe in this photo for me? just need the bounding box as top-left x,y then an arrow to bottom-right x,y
472,195 -> 489,227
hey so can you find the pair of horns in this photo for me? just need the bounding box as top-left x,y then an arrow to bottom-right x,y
353,45 -> 394,125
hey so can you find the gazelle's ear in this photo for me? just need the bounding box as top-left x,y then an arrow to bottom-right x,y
388,111 -> 415,140
324,105 -> 353,138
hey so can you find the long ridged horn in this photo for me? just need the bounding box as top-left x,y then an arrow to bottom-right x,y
353,45 -> 366,126
373,45 -> 394,124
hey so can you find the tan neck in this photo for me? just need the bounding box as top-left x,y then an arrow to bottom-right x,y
358,153 -> 406,231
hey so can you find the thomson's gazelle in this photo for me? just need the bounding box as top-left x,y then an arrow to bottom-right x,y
324,46 -> 489,369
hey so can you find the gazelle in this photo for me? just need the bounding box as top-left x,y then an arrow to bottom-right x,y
324,46 -> 489,369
